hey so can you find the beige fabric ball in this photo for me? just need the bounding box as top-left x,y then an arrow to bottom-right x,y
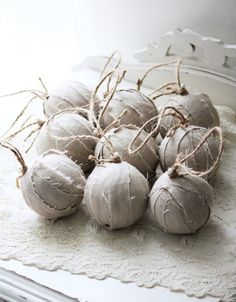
95,125 -> 159,177
159,125 -> 220,179
36,112 -> 95,172
21,150 -> 86,219
149,171 -> 212,234
159,90 -> 220,137
84,161 -> 149,230
44,81 -> 99,118
100,89 -> 157,132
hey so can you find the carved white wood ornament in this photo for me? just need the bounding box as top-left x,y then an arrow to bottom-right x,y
78,27 -> 236,110
134,27 -> 236,69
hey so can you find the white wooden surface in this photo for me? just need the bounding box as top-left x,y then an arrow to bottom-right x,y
0,265 -> 77,302
77,27 -> 236,112
0,3 -> 234,298
134,27 -> 236,69
0,259 -> 219,302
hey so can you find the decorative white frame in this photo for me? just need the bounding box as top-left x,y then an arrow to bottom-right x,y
1,27 -> 235,301
134,27 -> 236,71
77,27 -> 236,111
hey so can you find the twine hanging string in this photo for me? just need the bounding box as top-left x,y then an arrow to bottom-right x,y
7,105 -> 90,153
168,126 -> 223,179
86,56 -> 127,155
0,73 -> 101,142
22,106 -> 89,153
0,140 -> 28,188
151,58 -> 189,100
149,81 -> 177,96
88,50 -> 123,130
99,51 -> 121,98
18,116 -> 32,130
88,70 -> 115,131
136,59 -> 178,92
31,54 -> 123,152
99,50 -> 121,79
96,71 -> 126,158
0,76 -> 50,139
25,129 -> 41,153
47,104 -> 90,121
165,116 -> 189,138
88,60 -> 128,164
0,51 -> 121,141
4,120 -> 45,141
7,56 -> 124,154
24,124 -> 42,142
97,73 -> 127,156
0,51 -> 123,154
85,50 -> 121,100
0,89 -> 46,99
35,68 -> 126,161
97,70 -> 126,127
38,77 -> 48,94
128,106 -> 188,155
103,109 -> 128,133
0,96 -> 38,139
3,100 -> 85,150
89,151 -> 122,164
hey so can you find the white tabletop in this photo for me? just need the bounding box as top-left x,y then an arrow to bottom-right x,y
0,3 -> 221,299
0,259 -> 219,302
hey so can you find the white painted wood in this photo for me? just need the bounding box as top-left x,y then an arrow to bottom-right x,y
0,267 -> 78,302
0,259 -> 219,302
134,27 -> 236,70
74,27 -> 236,111
75,55 -> 236,111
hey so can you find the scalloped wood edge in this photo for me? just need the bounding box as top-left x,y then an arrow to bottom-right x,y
0,267 -> 78,302
134,27 -> 236,73
74,55 -> 236,111
73,27 -> 236,111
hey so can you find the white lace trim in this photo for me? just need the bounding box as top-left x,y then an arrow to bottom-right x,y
0,105 -> 235,301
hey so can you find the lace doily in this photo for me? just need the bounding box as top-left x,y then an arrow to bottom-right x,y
0,106 -> 235,302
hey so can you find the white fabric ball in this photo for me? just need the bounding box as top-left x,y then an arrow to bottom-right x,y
44,81 -> 99,117
21,150 -> 86,219
84,162 -> 149,230
160,90 -> 220,137
36,112 -> 95,172
95,125 -> 159,177
149,171 -> 212,234
100,89 -> 157,132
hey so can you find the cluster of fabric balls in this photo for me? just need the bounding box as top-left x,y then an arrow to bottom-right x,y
1,57 -> 223,235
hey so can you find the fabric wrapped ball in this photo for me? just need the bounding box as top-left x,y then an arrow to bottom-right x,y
149,171 -> 212,234
159,125 -> 221,179
159,90 -> 220,137
43,81 -> 99,118
95,125 -> 159,177
84,161 -> 149,230
100,89 -> 157,132
21,150 -> 86,219
36,112 -> 95,172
